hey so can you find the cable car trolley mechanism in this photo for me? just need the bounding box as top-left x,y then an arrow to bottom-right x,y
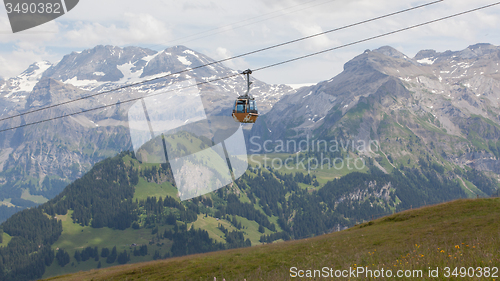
232,69 -> 258,123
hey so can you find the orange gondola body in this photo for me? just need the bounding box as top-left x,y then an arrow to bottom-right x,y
232,97 -> 258,123
232,69 -> 258,123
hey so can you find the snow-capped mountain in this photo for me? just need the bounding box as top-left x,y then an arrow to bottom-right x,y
0,45 -> 295,221
3,42 -> 500,222
0,61 -> 52,101
1,45 -> 292,115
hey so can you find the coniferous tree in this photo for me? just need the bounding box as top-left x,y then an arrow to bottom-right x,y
56,249 -> 70,267
258,225 -> 265,233
101,247 -> 109,258
74,250 -> 81,262
117,250 -> 130,264
44,249 -> 55,266
106,246 -> 117,264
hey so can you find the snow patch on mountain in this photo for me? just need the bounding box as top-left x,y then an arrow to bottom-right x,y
417,57 -> 437,65
117,62 -> 144,83
142,54 -> 157,63
302,91 -> 313,99
183,49 -> 199,58
62,76 -> 104,88
288,83 -> 316,90
177,56 -> 192,66
4,61 -> 52,97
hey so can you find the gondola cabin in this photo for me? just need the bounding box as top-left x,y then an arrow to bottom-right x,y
232,69 -> 258,123
232,97 -> 258,123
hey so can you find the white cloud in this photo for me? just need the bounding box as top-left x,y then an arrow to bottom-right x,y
0,47 -> 58,78
0,0 -> 499,83
291,22 -> 339,50
182,1 -> 219,12
64,13 -> 171,47
0,18 -> 60,77
211,47 -> 248,70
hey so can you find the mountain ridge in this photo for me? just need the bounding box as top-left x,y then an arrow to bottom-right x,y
0,43 -> 499,279
250,43 -> 500,178
0,44 -> 296,220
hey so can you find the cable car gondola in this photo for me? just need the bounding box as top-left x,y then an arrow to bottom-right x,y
232,69 -> 258,123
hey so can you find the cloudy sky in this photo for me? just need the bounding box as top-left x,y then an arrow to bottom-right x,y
0,0 -> 499,85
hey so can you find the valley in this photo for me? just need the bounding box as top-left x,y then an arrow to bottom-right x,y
0,43 -> 499,280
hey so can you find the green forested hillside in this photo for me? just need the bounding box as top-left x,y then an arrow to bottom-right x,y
0,150 -> 496,280
44,198 -> 500,281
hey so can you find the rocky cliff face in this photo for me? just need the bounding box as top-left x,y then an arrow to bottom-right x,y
251,43 -> 500,179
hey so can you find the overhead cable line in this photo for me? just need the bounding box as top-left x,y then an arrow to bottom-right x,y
0,73 -> 241,133
254,1 -> 500,71
2,1 -> 497,133
0,0 -> 442,123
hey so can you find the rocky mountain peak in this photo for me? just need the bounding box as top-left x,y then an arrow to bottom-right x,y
0,61 -> 52,99
414,49 -> 438,60
42,45 -> 157,83
252,43 -> 500,162
26,77 -> 85,109
414,43 -> 500,64
165,45 -> 192,53
457,43 -> 498,59
343,46 -> 415,75
140,45 -> 228,79
22,60 -> 52,76
25,77 -> 59,108
466,43 -> 496,52
372,46 -> 407,59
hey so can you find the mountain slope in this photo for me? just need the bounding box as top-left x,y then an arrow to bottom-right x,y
1,43 -> 499,280
0,142 -> 491,280
44,197 -> 500,280
0,45 -> 295,220
251,43 -> 500,185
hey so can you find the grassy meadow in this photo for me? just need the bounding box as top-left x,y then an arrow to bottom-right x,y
44,198 -> 500,280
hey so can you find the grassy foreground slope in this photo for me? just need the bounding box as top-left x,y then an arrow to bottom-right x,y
46,198 -> 500,280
